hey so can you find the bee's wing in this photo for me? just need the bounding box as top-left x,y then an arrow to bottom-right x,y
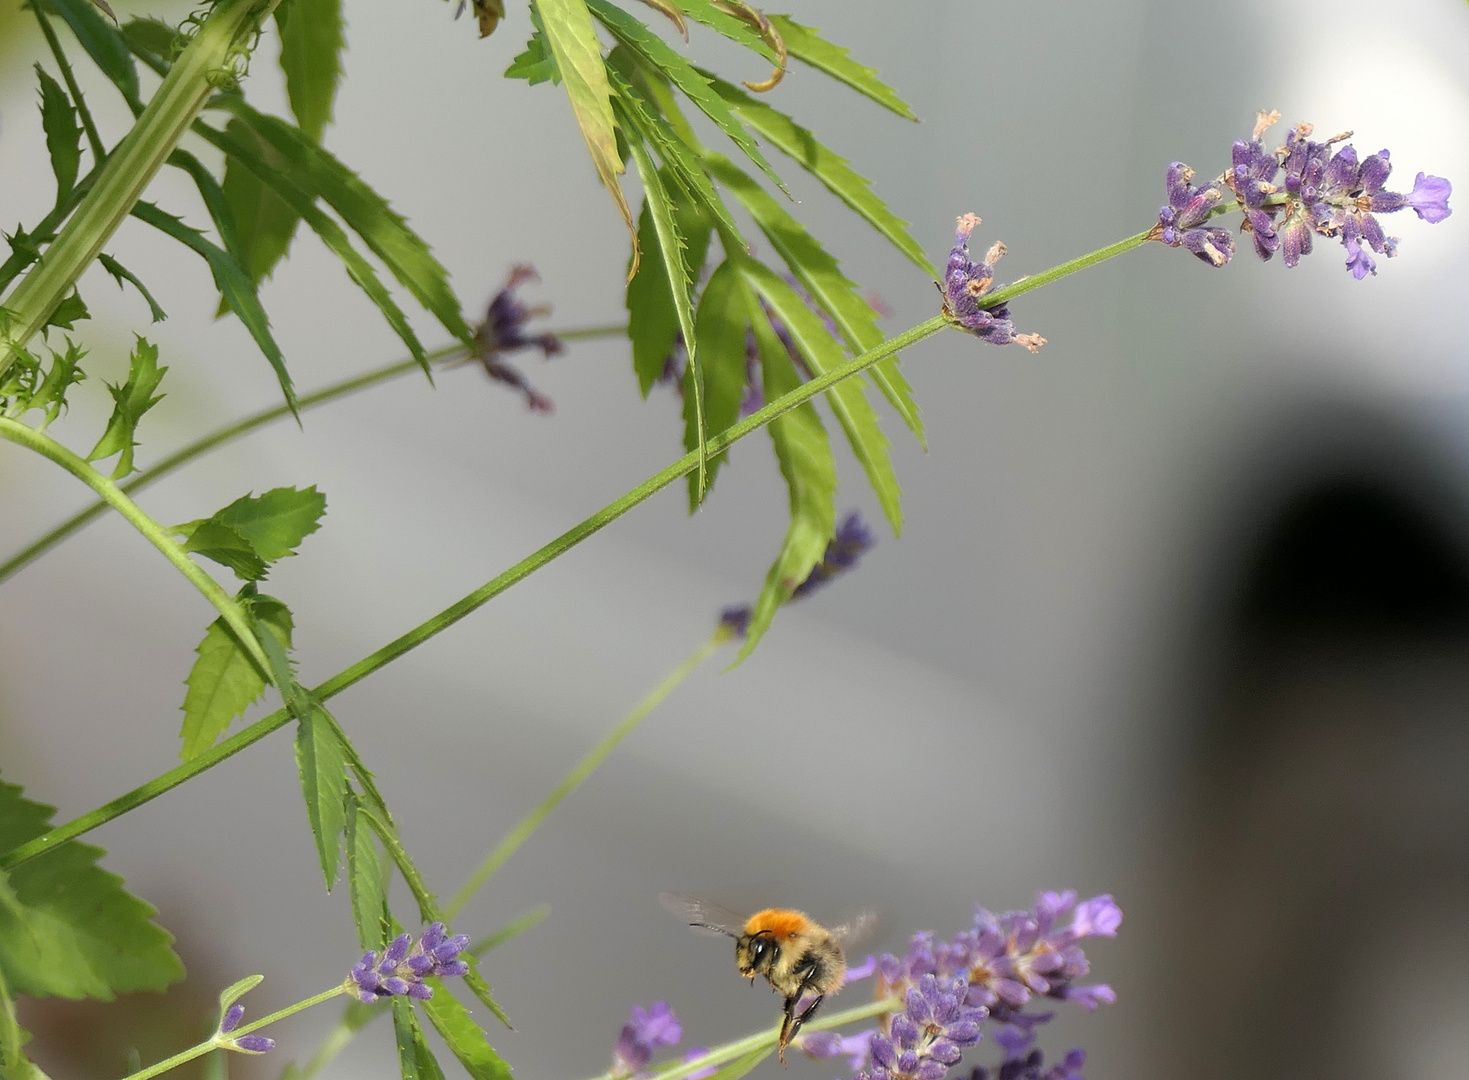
659,892 -> 746,939
829,909 -> 878,950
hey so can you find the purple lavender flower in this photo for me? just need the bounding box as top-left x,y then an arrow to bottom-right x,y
220,1003 -> 245,1033
681,1047 -> 718,1080
471,264 -> 563,412
940,215 -> 1044,352
858,973 -> 987,1080
611,1002 -> 683,1077
968,1047 -> 1085,1080
1156,163 -> 1234,267
1405,172 -> 1453,222
348,923 -> 470,1004
230,1034 -> 276,1054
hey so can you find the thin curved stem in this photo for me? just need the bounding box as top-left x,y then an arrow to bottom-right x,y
0,417 -> 270,675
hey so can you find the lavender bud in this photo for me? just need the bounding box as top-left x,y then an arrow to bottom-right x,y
228,1034 -> 275,1054
219,1003 -> 245,1034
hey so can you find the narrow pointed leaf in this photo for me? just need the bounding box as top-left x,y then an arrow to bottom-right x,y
218,974 -> 265,1012
422,981 -> 514,1080
218,119 -> 301,286
588,0 -> 788,196
678,0 -> 778,61
684,259 -> 750,508
535,0 -> 635,247
130,201 -> 296,413
392,999 -> 424,1080
45,0 -> 142,111
736,275 -> 836,661
97,253 -> 167,322
0,775 -> 184,999
625,202 -> 680,396
296,702 -> 350,889
119,17 -> 179,71
358,808 -> 437,925
345,797 -> 388,949
35,66 -> 82,205
703,74 -> 931,273
180,595 -> 293,759
462,965 -> 512,1030
766,14 -> 916,120
706,151 -> 923,448
704,1047 -> 774,1080
275,0 -> 344,142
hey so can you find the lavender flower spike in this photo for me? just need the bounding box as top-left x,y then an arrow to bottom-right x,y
1156,163 -> 1234,267
791,511 -> 877,600
611,1002 -> 683,1077
470,264 -> 564,412
347,922 -> 471,1003
941,214 -> 1045,352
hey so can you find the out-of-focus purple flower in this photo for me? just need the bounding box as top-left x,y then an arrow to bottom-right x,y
717,605 -> 753,640
940,214 -> 1044,352
612,1002 -> 683,1077
791,512 -> 876,600
228,1034 -> 276,1054
682,1047 -> 717,1080
1157,163 -> 1234,267
348,923 -> 470,1004
471,265 -> 563,412
799,1029 -> 877,1074
969,1047 -> 1085,1080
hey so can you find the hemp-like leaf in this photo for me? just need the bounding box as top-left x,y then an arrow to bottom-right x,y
684,259 -> 749,508
422,979 -> 514,1080
296,701 -> 350,889
118,16 -> 178,70
203,486 -> 328,563
35,65 -> 82,206
766,14 -> 917,120
179,593 -> 295,760
44,291 -> 88,332
394,998 -> 441,1080
86,334 -> 165,479
98,253 -> 167,323
179,521 -> 269,581
217,121 -> 301,286
45,0 -> 142,112
31,338 -> 87,428
679,0 -> 780,62
504,17 -> 558,84
345,797 -> 388,950
0,774 -> 184,999
736,274 -> 837,661
275,0 -> 344,142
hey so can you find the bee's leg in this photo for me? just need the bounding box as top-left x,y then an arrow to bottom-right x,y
777,996 -> 799,1065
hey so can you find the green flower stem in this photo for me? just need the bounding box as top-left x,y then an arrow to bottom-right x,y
0,417 -> 271,677
0,325 -> 628,584
1,221 -> 1157,870
585,995 -> 904,1080
122,984 -> 348,1080
979,227 -> 1157,308
446,628 -> 731,918
1,0 -> 270,355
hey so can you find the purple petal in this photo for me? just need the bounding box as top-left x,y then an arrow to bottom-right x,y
420,923 -> 446,952
1070,896 -> 1122,938
436,959 -> 469,978
220,1003 -> 245,1034
1344,238 -> 1376,279
1407,172 -> 1452,222
407,981 -> 434,1000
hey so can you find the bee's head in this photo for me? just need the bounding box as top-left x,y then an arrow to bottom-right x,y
735,930 -> 779,977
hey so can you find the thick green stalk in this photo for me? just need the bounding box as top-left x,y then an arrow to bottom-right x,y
446,630 -> 729,917
1,0 -> 270,353
0,417 -> 270,676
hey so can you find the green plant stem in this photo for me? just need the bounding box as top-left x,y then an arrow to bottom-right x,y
1,0 -> 270,354
33,6 -> 106,163
982,227 -> 1156,307
122,984 -> 347,1080
0,417 -> 270,676
446,629 -> 729,918
1,221 -> 1154,870
0,325 -> 629,584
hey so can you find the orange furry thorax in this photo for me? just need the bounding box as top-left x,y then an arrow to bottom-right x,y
743,908 -> 812,940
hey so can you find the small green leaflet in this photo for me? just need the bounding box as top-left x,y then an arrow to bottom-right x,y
218,119 -> 301,287
702,73 -> 932,274
766,14 -> 917,120
97,253 -> 167,322
736,277 -> 836,662
275,0 -> 344,142
625,190 -> 713,397
0,774 -> 184,1000
422,979 -> 514,1080
86,334 -> 165,479
118,17 -> 179,71
44,291 -> 88,333
35,65 -> 82,206
504,21 -> 557,84
179,486 -> 328,566
535,0 -> 636,255
179,593 -> 295,760
31,339 -> 86,429
179,521 -> 269,581
684,260 -> 750,509
678,0 -> 780,63
218,973 -> 265,1014
345,796 -> 388,950
296,701 -> 350,889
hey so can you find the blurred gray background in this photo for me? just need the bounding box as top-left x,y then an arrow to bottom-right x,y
3,0 -> 1469,1077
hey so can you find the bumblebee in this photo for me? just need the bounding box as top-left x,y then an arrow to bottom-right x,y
660,893 -> 875,1061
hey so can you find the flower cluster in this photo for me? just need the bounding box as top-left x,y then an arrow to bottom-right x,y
470,264 -> 564,410
612,1002 -> 684,1077
940,214 -> 1045,353
348,923 -> 470,1003
1160,110 -> 1451,278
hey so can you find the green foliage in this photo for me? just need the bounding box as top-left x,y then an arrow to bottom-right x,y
296,701 -> 351,889
86,334 -> 165,479
42,0 -> 142,112
176,486 -> 328,570
470,906 -> 549,956
394,998 -> 444,1080
422,980 -> 514,1080
625,185 -> 714,399
0,775 -> 183,1000
678,0 -> 780,62
345,796 -> 388,949
684,260 -> 749,508
704,1046 -> 775,1080
0,962 -> 35,1080
30,338 -> 87,428
43,290 -> 88,332
35,65 -> 82,206
217,973 -> 265,1015
179,592 -> 295,760
503,6 -> 556,84
275,0 -> 344,142
218,119 -> 302,287
117,16 -> 180,70
766,14 -> 918,120
97,252 -> 167,323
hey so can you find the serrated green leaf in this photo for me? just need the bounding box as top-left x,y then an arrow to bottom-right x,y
217,99 -> 472,346
359,808 -> 438,926
392,998 -> 424,1080
130,201 -> 296,413
190,486 -> 328,563
587,0 -> 787,197
87,334 -> 165,479
702,73 -> 932,274
35,66 -> 82,205
44,291 -> 88,332
469,906 -> 549,957
735,275 -> 836,661
197,122 -> 429,374
218,974 -> 264,1012
312,699 -> 394,832
625,202 -> 679,396
504,19 -> 557,84
179,521 -> 268,580
0,960 -> 38,1080
345,797 -> 388,950
461,964 -> 511,1030
167,148 -> 253,294
767,14 -> 916,120
683,259 -> 749,508
97,253 -> 167,323
218,120 -> 301,287
275,0 -> 343,142
179,595 -> 294,759
31,338 -> 87,428
422,980 -> 514,1080
679,0 -> 779,62
44,0 -> 142,112
296,702 -> 350,889
707,149 -> 922,449
119,17 -> 179,70
0,774 -> 184,999
533,0 -> 635,252
626,140 -> 706,496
